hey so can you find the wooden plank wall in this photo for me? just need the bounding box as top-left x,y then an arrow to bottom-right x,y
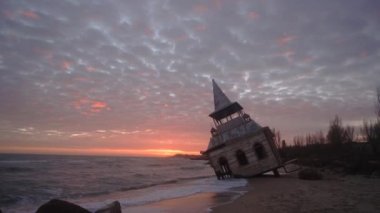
209,130 -> 281,177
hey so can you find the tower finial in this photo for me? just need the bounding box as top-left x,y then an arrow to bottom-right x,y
212,79 -> 231,111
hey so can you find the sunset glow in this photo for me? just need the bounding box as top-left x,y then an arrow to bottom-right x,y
1,146 -> 199,157
0,0 -> 379,157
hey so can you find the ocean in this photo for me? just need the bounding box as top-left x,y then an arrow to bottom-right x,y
0,154 -> 247,212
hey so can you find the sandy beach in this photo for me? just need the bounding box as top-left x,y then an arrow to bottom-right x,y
122,192 -> 235,213
213,172 -> 380,213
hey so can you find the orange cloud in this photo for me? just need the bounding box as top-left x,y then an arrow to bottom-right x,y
72,98 -> 109,114
91,101 -> 107,112
21,10 -> 40,20
277,34 -> 297,46
73,98 -> 88,110
0,146 -> 200,157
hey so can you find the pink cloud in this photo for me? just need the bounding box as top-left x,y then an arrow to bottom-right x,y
247,11 -> 260,20
175,34 -> 188,42
278,49 -> 296,62
72,98 -> 109,114
302,56 -> 314,63
85,66 -> 96,72
33,48 -> 53,59
73,77 -> 92,83
60,60 -> 72,71
359,50 -> 368,59
20,10 -> 40,20
194,24 -> 207,32
193,4 -> 208,13
91,101 -> 107,112
277,34 -> 297,46
2,10 -> 15,19
212,0 -> 223,10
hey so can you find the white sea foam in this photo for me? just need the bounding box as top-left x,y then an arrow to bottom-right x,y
82,177 -> 247,211
0,154 -> 244,213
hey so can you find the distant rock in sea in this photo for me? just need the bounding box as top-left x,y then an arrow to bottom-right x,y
35,199 -> 90,213
171,154 -> 208,160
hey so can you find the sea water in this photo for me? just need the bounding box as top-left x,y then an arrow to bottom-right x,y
0,154 -> 246,212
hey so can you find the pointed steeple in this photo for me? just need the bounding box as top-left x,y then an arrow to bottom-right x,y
212,79 -> 231,111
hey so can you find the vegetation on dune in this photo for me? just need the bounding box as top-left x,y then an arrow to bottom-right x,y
277,88 -> 380,176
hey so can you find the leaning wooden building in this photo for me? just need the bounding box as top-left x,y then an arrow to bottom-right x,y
201,80 -> 282,179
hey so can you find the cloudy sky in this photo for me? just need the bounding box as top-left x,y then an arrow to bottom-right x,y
0,0 -> 379,156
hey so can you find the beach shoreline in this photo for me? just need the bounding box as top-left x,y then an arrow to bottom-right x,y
74,176 -> 247,213
122,191 -> 241,213
212,172 -> 380,213
82,171 -> 380,213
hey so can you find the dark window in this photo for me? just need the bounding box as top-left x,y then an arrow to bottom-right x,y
218,157 -> 231,174
254,143 -> 267,160
236,150 -> 249,166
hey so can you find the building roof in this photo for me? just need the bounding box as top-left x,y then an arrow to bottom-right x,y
209,102 -> 243,120
209,79 -> 243,120
212,79 -> 231,111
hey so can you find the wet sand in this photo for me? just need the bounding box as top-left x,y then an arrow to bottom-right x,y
123,192 -> 241,213
80,172 -> 380,212
212,172 -> 380,213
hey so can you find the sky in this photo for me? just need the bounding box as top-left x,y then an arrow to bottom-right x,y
0,0 -> 379,157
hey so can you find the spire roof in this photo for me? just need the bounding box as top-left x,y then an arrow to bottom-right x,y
212,79 -> 232,111
210,79 -> 243,120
